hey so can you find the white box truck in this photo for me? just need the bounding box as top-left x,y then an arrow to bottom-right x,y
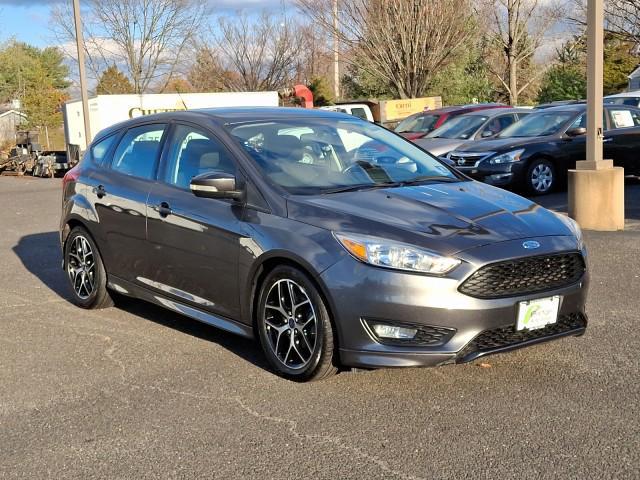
63,91 -> 279,160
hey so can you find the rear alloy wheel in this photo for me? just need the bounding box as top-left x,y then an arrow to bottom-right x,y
64,227 -> 113,309
526,159 -> 555,195
257,266 -> 337,381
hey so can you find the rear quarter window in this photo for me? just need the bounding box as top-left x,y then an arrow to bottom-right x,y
111,124 -> 166,179
90,133 -> 119,165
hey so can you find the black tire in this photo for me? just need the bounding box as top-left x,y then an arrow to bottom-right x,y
63,226 -> 113,309
256,265 -> 337,381
525,158 -> 556,195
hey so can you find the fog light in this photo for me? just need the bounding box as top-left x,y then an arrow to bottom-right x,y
372,324 -> 417,339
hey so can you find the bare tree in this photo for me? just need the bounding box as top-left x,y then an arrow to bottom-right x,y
209,11 -> 302,92
482,0 -> 564,105
570,1 -> 640,45
51,0 -> 204,94
297,0 -> 475,99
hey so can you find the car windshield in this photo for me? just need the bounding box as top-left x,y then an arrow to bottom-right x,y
428,115 -> 488,139
604,97 -> 640,107
395,114 -> 440,133
228,118 -> 461,195
498,112 -> 575,138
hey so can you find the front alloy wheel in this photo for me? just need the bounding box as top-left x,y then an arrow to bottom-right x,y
257,266 -> 337,381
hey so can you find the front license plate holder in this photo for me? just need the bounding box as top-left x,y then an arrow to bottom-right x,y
516,296 -> 560,331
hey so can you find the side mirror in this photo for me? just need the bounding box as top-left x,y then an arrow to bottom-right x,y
566,127 -> 587,137
190,171 -> 243,200
481,130 -> 495,138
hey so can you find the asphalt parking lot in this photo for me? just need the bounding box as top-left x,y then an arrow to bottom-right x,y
1,176 -> 639,479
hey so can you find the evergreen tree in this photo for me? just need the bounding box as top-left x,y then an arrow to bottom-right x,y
537,39 -> 587,104
307,77 -> 334,106
95,65 -> 134,95
0,41 -> 70,130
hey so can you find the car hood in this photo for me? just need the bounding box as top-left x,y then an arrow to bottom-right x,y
413,138 -> 465,157
287,181 -> 572,256
454,136 -> 542,153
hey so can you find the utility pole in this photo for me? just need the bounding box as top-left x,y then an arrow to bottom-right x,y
333,0 -> 340,100
72,0 -> 91,150
568,0 -> 625,231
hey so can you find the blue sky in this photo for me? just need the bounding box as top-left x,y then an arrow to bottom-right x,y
0,0 -> 293,48
0,1 -> 54,47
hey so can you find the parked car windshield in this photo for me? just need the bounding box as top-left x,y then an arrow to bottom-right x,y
604,97 -> 640,107
498,111 -> 575,138
428,115 -> 488,139
395,114 -> 440,133
228,118 -> 460,194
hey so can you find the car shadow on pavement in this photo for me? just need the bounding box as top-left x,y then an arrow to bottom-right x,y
12,231 -> 270,371
12,231 -> 74,301
113,295 -> 270,371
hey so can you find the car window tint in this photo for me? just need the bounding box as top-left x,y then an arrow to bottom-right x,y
570,114 -> 587,129
229,118 -> 457,195
610,109 -> 640,128
498,115 -> 516,130
163,124 -> 236,189
395,114 -> 439,133
111,124 -> 166,179
351,108 -> 368,120
91,133 -> 118,165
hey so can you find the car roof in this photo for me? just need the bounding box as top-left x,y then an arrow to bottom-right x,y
605,91 -> 640,98
462,107 -> 532,116
532,103 -> 640,114
93,107 -> 355,141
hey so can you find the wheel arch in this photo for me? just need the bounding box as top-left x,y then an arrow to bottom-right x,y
246,252 -> 342,356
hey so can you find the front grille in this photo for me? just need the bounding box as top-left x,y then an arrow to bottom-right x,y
448,153 -> 488,167
459,252 -> 586,299
457,313 -> 587,362
364,319 -> 456,347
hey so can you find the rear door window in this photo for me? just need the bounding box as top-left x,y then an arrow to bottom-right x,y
609,109 -> 640,129
111,124 -> 166,179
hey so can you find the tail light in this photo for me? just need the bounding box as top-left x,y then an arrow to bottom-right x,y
62,166 -> 80,191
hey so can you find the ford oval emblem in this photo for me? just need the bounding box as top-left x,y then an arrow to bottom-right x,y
522,241 -> 541,250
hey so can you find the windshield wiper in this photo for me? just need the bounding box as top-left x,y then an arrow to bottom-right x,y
321,182 -> 401,194
399,176 -> 461,186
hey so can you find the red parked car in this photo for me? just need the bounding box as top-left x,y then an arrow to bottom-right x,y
395,104 -> 508,141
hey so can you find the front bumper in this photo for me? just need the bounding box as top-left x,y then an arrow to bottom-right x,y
320,235 -> 589,368
457,161 -> 527,188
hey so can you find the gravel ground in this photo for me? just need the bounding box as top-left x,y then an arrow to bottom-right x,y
1,176 -> 638,479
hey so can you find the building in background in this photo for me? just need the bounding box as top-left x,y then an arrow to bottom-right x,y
0,108 -> 26,145
628,66 -> 640,90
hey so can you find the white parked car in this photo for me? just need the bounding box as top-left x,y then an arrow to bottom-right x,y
604,91 -> 640,107
319,104 -> 375,122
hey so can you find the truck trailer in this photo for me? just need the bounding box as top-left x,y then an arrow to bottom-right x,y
63,91 -> 280,161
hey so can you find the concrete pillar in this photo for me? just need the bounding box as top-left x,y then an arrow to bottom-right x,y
568,0 -> 625,231
568,161 -> 625,231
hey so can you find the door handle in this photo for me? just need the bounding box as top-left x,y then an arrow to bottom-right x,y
157,201 -> 172,218
93,184 -> 106,198
603,137 -> 613,143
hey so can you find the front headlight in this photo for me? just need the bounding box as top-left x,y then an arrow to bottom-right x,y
556,214 -> 584,248
489,149 -> 525,164
334,232 -> 461,274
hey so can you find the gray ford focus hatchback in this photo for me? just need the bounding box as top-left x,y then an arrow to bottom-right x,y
60,108 -> 588,381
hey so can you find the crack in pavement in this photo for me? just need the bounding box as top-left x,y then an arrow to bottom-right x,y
62,322 -> 428,480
